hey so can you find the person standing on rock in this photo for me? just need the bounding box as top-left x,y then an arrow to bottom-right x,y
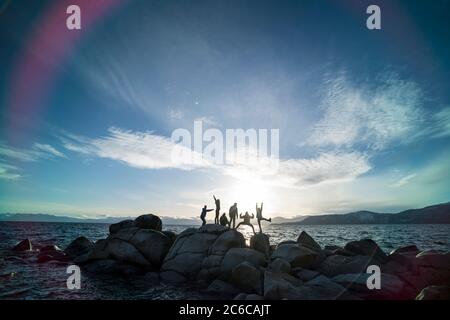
200,205 -> 214,226
219,213 -> 229,227
229,203 -> 238,229
256,202 -> 271,233
235,211 -> 256,234
213,195 -> 221,224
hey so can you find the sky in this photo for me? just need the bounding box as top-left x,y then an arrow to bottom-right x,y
0,0 -> 449,219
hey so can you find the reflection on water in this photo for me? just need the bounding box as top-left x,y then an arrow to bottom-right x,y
0,221 -> 448,299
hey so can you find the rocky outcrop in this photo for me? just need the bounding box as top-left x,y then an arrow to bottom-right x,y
297,231 -> 321,252
161,225 -> 246,282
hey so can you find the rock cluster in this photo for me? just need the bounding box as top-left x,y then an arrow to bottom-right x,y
12,214 -> 450,300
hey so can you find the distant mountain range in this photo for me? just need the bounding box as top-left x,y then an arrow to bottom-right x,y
0,213 -> 198,225
280,202 -> 450,225
0,202 -> 449,225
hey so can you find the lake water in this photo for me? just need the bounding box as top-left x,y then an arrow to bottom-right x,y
0,222 -> 449,299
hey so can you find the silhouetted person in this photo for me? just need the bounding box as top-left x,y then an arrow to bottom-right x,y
213,195 -> 221,224
219,213 -> 229,227
256,202 -> 271,233
236,211 -> 256,234
200,205 -> 214,226
229,203 -> 238,229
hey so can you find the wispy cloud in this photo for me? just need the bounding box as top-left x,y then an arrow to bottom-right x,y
0,162 -> 21,181
0,142 -> 66,161
306,74 -> 426,150
33,143 -> 66,158
391,173 -> 416,188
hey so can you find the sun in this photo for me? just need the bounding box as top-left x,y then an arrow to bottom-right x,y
229,180 -> 271,214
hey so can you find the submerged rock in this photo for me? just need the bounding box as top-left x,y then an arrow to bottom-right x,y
12,239 -> 32,251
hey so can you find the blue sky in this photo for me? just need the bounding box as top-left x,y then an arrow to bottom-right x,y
0,0 -> 449,218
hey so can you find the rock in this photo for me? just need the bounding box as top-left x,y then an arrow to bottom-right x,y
293,268 -> 319,281
144,272 -> 160,284
250,233 -> 271,257
234,293 -> 264,300
37,245 -> 69,263
210,230 -> 245,255
110,227 -> 172,268
83,259 -> 122,274
319,254 -> 377,277
64,236 -> 93,259
133,214 -> 162,231
207,279 -> 241,296
160,270 -> 187,284
306,275 -> 348,292
39,245 -> 62,252
324,245 -> 342,251
277,240 -> 297,248
332,273 -> 405,298
415,250 -> 450,270
416,286 -> 450,300
221,248 -> 267,277
297,231 -> 321,252
344,239 -> 388,263
231,262 -> 262,294
263,271 -> 303,300
269,258 -> 291,274
161,225 -> 245,281
12,239 -> 32,251
104,238 -> 151,267
390,245 -> 420,256
109,219 -> 134,234
271,244 -> 320,269
162,231 -> 177,244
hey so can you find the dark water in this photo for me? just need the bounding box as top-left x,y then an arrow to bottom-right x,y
0,222 -> 449,300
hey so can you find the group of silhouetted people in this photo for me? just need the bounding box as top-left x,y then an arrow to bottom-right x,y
200,196 -> 271,234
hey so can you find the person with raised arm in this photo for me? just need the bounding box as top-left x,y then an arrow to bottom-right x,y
213,195 -> 221,224
235,211 -> 256,234
256,202 -> 271,233
200,205 -> 214,226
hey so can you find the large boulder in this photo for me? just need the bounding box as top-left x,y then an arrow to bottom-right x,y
293,268 -> 319,281
250,233 -> 271,257
110,227 -> 171,268
161,224 -> 246,282
332,273 -> 405,299
64,236 -> 93,259
133,214 -> 162,231
319,254 -> 376,277
344,239 -> 387,263
221,248 -> 267,277
12,239 -> 32,251
231,262 -> 262,294
37,245 -> 69,263
109,219 -> 134,234
416,286 -> 450,300
297,231 -> 321,252
271,244 -> 321,269
269,258 -> 291,274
